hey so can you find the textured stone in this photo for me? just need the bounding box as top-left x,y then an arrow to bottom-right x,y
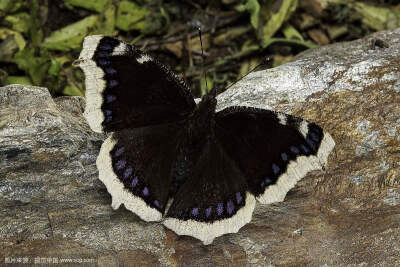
1,29 -> 399,266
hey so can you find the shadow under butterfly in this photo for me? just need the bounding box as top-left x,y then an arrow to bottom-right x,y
75,35 -> 335,245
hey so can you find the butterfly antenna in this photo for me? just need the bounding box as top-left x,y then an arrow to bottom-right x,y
198,27 -> 210,96
225,57 -> 271,91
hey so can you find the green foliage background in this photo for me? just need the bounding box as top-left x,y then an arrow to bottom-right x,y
0,0 -> 399,97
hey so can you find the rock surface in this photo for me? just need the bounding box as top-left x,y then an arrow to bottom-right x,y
1,29 -> 399,266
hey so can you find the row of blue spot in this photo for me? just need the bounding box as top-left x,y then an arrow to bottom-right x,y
113,145 -> 160,208
96,40 -> 119,123
260,127 -> 322,189
186,192 -> 244,219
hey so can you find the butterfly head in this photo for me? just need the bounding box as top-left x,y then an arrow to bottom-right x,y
198,87 -> 217,118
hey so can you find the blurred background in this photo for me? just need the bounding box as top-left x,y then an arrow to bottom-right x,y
0,0 -> 399,98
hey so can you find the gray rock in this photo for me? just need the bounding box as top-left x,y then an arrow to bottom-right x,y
1,29 -> 399,266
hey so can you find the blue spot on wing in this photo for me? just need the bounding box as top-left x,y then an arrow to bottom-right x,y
301,144 -> 310,153
264,177 -> 272,186
217,203 -> 223,215
205,207 -> 212,217
104,116 -> 112,123
108,80 -> 119,88
290,146 -> 300,154
191,208 -> 199,216
131,177 -> 138,187
272,163 -> 280,175
142,187 -> 149,196
227,200 -> 234,215
106,94 -> 116,103
235,192 -> 242,204
114,147 -> 124,157
123,167 -> 132,179
105,67 -> 117,75
116,159 -> 126,170
98,59 -> 110,66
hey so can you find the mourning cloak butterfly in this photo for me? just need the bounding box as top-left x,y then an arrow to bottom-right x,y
75,35 -> 335,245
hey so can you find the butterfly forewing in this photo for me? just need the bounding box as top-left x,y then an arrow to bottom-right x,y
77,35 -> 196,133
215,106 -> 335,204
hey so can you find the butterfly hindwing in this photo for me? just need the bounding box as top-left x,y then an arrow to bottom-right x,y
163,139 -> 256,245
215,106 -> 335,204
96,123 -> 184,221
76,35 -> 196,133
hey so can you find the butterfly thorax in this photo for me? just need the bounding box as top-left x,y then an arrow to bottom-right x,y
168,92 -> 217,196
190,92 -> 217,139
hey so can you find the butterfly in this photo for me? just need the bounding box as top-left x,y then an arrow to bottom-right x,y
75,35 -> 335,245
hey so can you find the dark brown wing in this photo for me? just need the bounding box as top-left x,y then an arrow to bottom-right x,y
77,35 -> 195,133
215,106 -> 335,204
163,139 -> 255,245
96,122 -> 185,222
